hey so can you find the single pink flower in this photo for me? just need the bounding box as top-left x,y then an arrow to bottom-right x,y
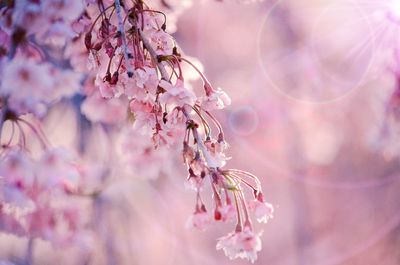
218,203 -> 236,223
249,197 -> 274,223
129,96 -> 157,130
147,30 -> 174,56
117,128 -> 172,180
81,90 -> 128,124
159,79 -> 196,107
204,139 -> 230,168
216,226 -> 262,263
122,66 -> 158,98
200,87 -> 231,111
186,206 -> 211,231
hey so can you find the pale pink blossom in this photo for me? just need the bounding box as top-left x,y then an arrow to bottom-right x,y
164,107 -> 186,130
1,58 -> 78,115
147,30 -> 174,56
117,128 -> 172,180
154,126 -> 184,147
1,58 -> 52,97
0,147 -> 89,244
122,66 -> 158,98
129,96 -> 157,130
36,148 -> 80,189
95,74 -> 123,99
159,79 -> 196,107
249,199 -> 274,223
204,139 -> 231,168
186,206 -> 211,231
81,90 -> 128,125
189,155 -> 207,176
0,150 -> 35,207
200,87 -> 231,111
138,12 -> 165,32
218,203 -> 236,223
216,226 -> 262,263
49,68 -> 82,101
155,108 -> 187,146
185,174 -> 205,191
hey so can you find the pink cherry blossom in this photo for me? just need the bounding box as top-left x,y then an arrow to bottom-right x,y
0,149 -> 35,207
122,66 -> 158,98
147,30 -> 174,56
36,148 -> 80,189
186,205 -> 211,231
249,199 -> 274,224
216,226 -> 262,263
1,58 -> 53,114
1,57 -> 80,115
218,203 -> 236,223
129,96 -> 157,130
117,128 -> 173,180
81,90 -> 129,125
204,139 -> 231,168
95,74 -> 123,99
138,12 -> 165,32
200,87 -> 232,111
159,79 -> 196,107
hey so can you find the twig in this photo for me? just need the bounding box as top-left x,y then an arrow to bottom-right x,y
115,0 -> 133,77
137,29 -> 217,168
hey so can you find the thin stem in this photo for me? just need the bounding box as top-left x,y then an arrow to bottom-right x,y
230,176 -> 251,227
233,191 -> 242,232
203,109 -> 224,136
17,119 -> 48,150
89,4 -> 115,33
183,108 -> 217,169
238,190 -> 251,226
179,57 -> 211,86
15,121 -> 26,149
140,9 -> 167,27
227,169 -> 262,190
192,106 -> 211,138
115,0 -> 133,77
226,173 -> 257,191
0,107 -> 6,145
3,121 -> 15,148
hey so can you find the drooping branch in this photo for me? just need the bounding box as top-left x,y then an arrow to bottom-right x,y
137,28 -> 217,169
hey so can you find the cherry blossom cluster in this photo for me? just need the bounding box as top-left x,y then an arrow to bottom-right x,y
0,147 -> 88,245
0,0 -> 272,262
0,0 -> 94,248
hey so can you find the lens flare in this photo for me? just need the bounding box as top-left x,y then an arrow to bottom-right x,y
388,0 -> 400,23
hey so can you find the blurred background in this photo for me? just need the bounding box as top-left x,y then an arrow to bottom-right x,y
175,0 -> 400,264
2,0 -> 400,264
